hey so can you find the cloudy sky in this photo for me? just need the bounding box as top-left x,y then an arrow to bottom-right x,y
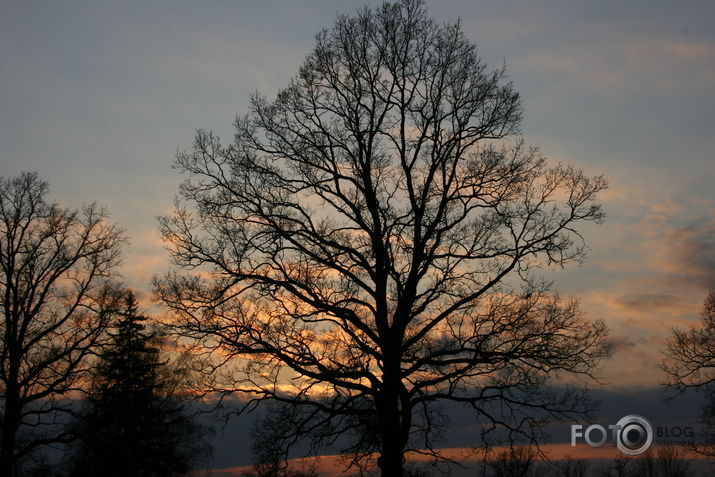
2,0 -> 714,464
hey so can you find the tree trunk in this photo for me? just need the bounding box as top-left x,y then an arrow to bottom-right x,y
379,431 -> 404,477
378,353 -> 405,477
0,392 -> 19,477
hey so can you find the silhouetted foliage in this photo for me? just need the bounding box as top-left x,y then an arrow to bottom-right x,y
65,291 -> 211,477
241,454 -> 317,477
154,1 -> 609,475
479,446 -> 539,477
662,289 -> 715,456
630,446 -> 691,477
596,456 -> 632,477
596,447 -> 692,477
243,403 -> 319,477
0,171 -> 125,476
553,456 -> 590,477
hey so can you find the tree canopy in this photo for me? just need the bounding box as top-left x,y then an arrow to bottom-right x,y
155,1 -> 609,475
0,171 -> 125,476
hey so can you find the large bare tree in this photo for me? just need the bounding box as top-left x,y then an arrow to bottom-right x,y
155,1 -> 609,475
0,172 -> 125,476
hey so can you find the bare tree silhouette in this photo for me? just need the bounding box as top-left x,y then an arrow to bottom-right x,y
662,289 -> 715,457
662,290 -> 715,391
597,447 -> 692,477
479,446 -> 539,477
154,1 -> 609,475
553,456 -> 590,477
597,455 -> 632,477
0,172 -> 125,476
631,446 -> 691,477
244,403 -> 319,477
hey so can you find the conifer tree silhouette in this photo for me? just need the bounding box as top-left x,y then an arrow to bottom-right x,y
67,292 -> 210,477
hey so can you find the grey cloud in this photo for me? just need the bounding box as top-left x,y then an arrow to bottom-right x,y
605,334 -> 639,353
663,218 -> 715,289
614,293 -> 688,311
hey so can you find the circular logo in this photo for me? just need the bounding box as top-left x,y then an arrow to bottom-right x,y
615,414 -> 653,456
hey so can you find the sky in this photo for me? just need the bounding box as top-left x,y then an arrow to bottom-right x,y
2,0 -> 715,468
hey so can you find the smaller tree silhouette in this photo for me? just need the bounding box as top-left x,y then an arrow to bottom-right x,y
240,403 -> 318,477
0,171 -> 125,476
596,447 -> 693,477
596,456 -> 632,477
661,289 -> 715,457
479,447 -> 539,477
630,446 -> 691,477
553,456 -> 590,477
66,291 -> 211,477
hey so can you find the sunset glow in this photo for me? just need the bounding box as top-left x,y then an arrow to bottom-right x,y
2,0 -> 714,474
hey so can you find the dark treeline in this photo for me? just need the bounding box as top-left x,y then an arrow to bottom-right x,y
475,446 -> 698,477
237,444 -> 709,477
476,446 -> 701,477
